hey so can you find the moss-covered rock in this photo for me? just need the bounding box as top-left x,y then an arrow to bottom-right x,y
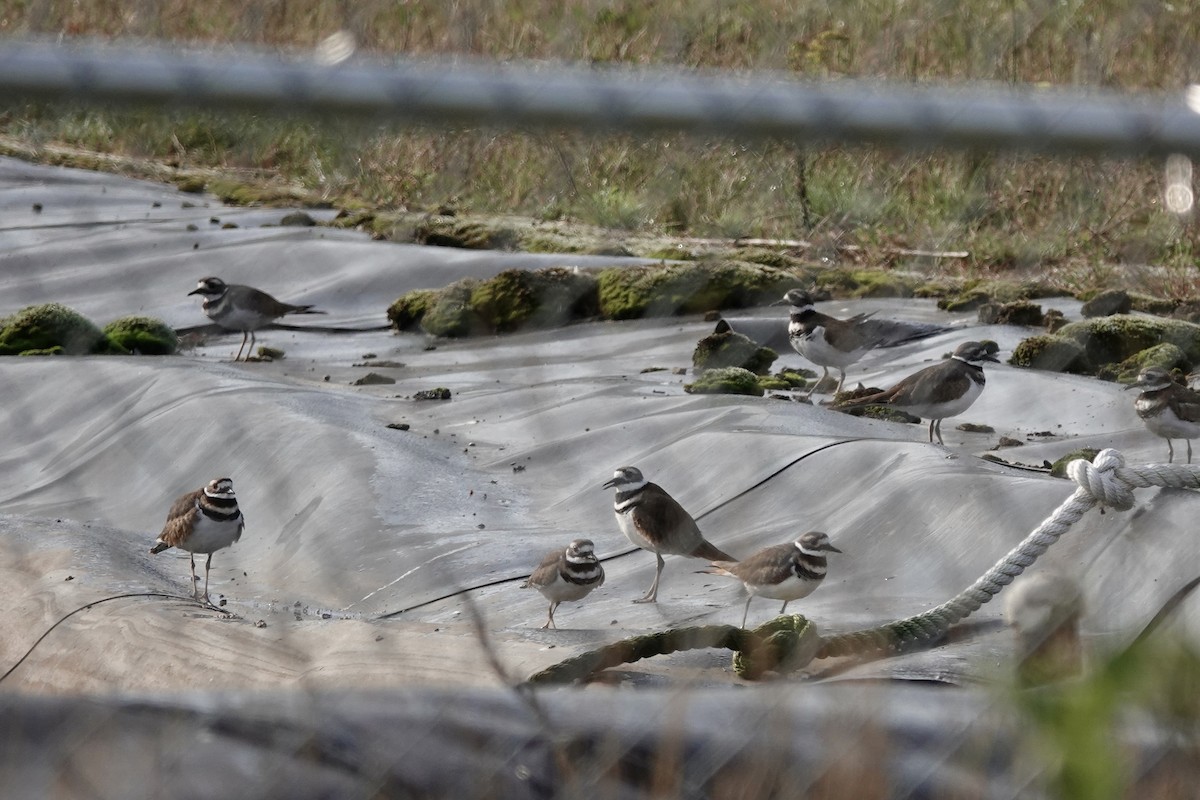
816,269 -> 923,299
978,300 -> 1044,326
1057,316 -> 1200,368
469,267 -> 599,332
1100,342 -> 1190,384
597,260 -> 796,320
414,216 -> 519,251
1009,334 -> 1090,373
692,324 -> 778,375
1049,448 -> 1101,479
684,366 -> 765,397
0,303 -> 109,355
420,279 -> 481,338
18,346 -> 64,356
102,315 -> 178,355
387,289 -> 438,332
1081,289 -> 1131,318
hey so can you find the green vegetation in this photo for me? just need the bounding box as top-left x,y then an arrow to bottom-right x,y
102,315 -> 179,355
0,303 -> 109,355
3,2 -> 1200,294
691,326 -> 778,375
683,366 -> 765,397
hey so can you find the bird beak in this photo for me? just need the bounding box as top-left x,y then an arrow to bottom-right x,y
769,298 -> 787,307
982,353 -> 1001,363
602,478 -> 618,490
824,543 -> 843,554
187,288 -> 204,296
1124,381 -> 1142,391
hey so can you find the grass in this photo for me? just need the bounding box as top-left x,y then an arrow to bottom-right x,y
1,2 -> 1199,296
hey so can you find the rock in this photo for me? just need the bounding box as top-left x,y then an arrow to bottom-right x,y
977,300 -> 1044,326
1057,316 -> 1200,367
1100,342 -> 1190,384
413,387 -> 452,401
1081,289 -> 1132,318
1043,309 -> 1068,333
352,373 -> 396,386
1008,335 -> 1090,373
1049,448 -> 1100,479
683,367 -> 765,397
0,303 -> 111,355
101,315 -> 179,355
691,325 -> 777,375
280,211 -> 317,227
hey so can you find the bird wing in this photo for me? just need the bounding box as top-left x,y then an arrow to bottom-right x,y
724,544 -> 796,586
888,361 -> 970,407
164,488 -> 201,523
1169,387 -> 1200,423
822,318 -> 879,353
521,549 -> 563,589
152,508 -> 196,552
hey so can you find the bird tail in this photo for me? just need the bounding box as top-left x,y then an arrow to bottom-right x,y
288,305 -> 326,315
149,541 -> 171,555
690,540 -> 737,562
696,560 -> 738,577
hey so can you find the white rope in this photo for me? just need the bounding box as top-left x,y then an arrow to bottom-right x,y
900,449 -> 1200,641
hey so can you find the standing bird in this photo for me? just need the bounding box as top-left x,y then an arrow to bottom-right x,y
701,531 -> 841,628
150,477 -> 245,604
834,340 -> 999,445
188,276 -> 324,361
603,466 -> 737,604
1128,366 -> 1200,463
775,289 -> 885,396
521,539 -> 605,629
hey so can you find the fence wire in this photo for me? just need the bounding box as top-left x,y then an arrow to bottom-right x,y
1,38 -> 1200,158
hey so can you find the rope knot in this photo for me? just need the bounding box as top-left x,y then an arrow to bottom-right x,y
731,615 -> 821,679
1066,448 -> 1135,511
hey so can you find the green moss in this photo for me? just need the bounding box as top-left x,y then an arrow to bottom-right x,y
415,217 -> 519,251
1101,343 -> 1189,384
469,267 -> 599,332
387,289 -> 437,332
0,303 -> 108,355
1128,292 -> 1177,316
1057,316 -> 1200,368
101,315 -> 178,355
256,345 -> 286,360
1049,448 -> 1101,479
596,260 -> 796,320
172,175 -> 207,193
978,300 -> 1044,326
421,279 -> 481,338
18,346 -> 64,356
691,328 -> 777,375
1008,335 -> 1090,373
684,366 -> 765,396
833,269 -> 922,299
938,290 -> 992,313
938,279 -> 1062,312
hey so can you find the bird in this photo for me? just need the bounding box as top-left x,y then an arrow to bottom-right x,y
1128,366 -> 1200,463
188,276 -> 324,361
700,531 -> 841,628
774,289 -> 886,395
834,340 -> 1000,445
603,466 -> 737,604
520,539 -> 605,629
150,477 -> 245,604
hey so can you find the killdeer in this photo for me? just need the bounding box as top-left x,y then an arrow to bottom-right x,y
188,276 -> 324,361
150,477 -> 245,604
1128,366 -> 1200,463
701,531 -> 841,628
775,289 -> 885,395
603,466 -> 737,604
834,340 -> 999,445
520,539 -> 605,629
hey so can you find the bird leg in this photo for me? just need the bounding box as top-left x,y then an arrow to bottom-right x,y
780,601 -> 790,615
542,602 -> 559,630
741,595 -> 753,629
235,331 -> 249,362
1189,440 -> 1194,464
1168,440 -> 1175,463
803,367 -> 832,399
200,553 -> 214,604
930,419 -> 945,446
633,553 -> 666,603
188,553 -> 199,600
834,369 -> 847,397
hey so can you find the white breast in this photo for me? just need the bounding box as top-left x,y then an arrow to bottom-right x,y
791,325 -> 869,369
179,512 -> 243,554
746,573 -> 822,602
615,510 -> 658,553
902,377 -> 984,420
1139,403 -> 1200,439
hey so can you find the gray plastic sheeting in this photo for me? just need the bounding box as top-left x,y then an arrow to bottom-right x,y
1,159 -> 1198,704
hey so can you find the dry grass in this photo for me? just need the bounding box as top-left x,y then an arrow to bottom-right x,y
2,1 -> 1200,290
